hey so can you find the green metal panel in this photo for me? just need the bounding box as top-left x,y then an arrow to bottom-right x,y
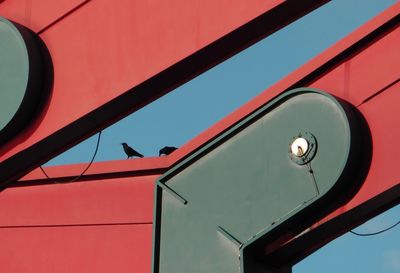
0,17 -> 45,143
153,89 -> 364,273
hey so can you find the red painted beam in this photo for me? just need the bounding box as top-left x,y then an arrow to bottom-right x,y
0,0 -> 328,186
18,3 -> 400,187
0,224 -> 153,273
20,157 -> 170,183
2,175 -> 156,226
2,164 -> 157,273
0,0 -> 88,32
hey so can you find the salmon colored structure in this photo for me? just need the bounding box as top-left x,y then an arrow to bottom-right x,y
0,1 -> 399,272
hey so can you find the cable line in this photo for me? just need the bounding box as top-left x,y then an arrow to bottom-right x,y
39,131 -> 102,183
350,219 -> 400,236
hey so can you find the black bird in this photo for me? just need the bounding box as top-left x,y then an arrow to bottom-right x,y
159,146 -> 178,156
121,143 -> 144,159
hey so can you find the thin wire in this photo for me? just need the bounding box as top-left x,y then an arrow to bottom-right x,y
350,219 -> 400,236
304,161 -> 320,196
39,165 -> 50,179
39,131 -> 102,183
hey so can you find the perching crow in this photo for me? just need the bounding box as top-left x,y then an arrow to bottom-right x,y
121,143 -> 144,159
159,146 -> 178,156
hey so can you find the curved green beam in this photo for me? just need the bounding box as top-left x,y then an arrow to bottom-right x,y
153,88 -> 367,273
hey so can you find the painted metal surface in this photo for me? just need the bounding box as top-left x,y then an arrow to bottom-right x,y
0,2 -> 398,273
0,175 -> 156,273
269,82 -> 400,265
265,12 -> 400,264
153,89 -> 366,273
0,224 -> 153,273
0,175 -> 156,226
0,17 -> 46,143
0,0 -> 328,186
0,0 -> 88,32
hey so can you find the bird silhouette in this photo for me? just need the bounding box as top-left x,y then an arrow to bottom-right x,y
121,143 -> 144,159
159,146 -> 178,156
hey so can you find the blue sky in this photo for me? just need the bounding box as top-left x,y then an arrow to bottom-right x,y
46,1 -> 399,272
